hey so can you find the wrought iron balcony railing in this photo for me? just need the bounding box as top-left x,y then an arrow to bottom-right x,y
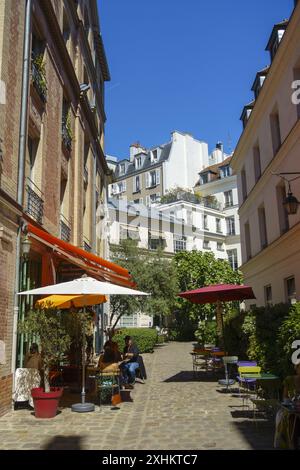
26,178 -> 44,225
62,120 -> 72,151
60,214 -> 71,242
31,57 -> 47,102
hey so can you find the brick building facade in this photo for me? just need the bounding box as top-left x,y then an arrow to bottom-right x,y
0,0 -> 117,416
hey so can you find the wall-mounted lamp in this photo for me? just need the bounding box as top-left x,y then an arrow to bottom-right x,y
274,172 -> 300,215
21,234 -> 31,259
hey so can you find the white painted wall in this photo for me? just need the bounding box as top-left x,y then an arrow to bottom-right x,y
163,132 -> 209,192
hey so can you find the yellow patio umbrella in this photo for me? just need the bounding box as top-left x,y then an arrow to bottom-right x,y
35,293 -> 107,413
35,294 -> 107,309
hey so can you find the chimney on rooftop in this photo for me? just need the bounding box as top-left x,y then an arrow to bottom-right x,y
129,142 -> 146,162
216,141 -> 225,162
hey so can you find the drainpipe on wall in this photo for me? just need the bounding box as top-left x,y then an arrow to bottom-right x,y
11,0 -> 32,380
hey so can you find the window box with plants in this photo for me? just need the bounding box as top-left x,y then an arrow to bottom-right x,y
31,53 -> 47,102
18,306 -> 71,418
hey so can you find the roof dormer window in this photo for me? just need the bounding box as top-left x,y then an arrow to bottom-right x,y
266,20 -> 288,62
221,165 -> 232,178
240,102 -> 255,129
119,163 -> 125,175
135,156 -> 142,169
151,149 -> 158,163
200,173 -> 209,185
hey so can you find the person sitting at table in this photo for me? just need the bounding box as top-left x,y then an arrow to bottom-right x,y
24,343 -> 42,370
274,363 -> 300,449
120,336 -> 140,387
98,341 -> 120,374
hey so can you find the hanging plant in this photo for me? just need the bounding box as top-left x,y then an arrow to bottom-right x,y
32,53 -> 47,101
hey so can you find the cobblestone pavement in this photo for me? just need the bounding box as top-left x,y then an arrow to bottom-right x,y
0,342 -> 275,450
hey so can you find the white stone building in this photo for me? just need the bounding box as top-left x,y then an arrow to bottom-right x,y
107,131 -> 209,205
194,144 -> 242,269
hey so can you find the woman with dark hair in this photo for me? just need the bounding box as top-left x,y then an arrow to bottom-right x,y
98,341 -> 120,374
24,343 -> 42,370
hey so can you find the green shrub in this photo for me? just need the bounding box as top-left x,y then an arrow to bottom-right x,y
221,302 -> 300,378
277,303 -> 300,377
157,334 -> 165,344
241,303 -> 290,375
113,328 -> 158,353
224,309 -> 248,358
195,320 -> 217,346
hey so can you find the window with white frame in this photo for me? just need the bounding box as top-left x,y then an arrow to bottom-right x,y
135,156 -> 142,169
146,169 -> 160,188
133,175 -> 140,193
227,249 -> 238,270
203,214 -> 208,230
264,284 -> 272,306
285,276 -> 296,304
173,235 -> 186,253
224,190 -> 233,207
150,193 -> 160,203
118,181 -> 126,193
119,163 -> 125,175
149,237 -> 164,251
151,149 -> 158,163
226,216 -> 235,235
203,239 -> 210,250
221,165 -> 232,178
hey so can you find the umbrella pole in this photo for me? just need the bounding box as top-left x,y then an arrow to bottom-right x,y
81,316 -> 86,404
72,305 -> 95,413
216,300 -> 225,350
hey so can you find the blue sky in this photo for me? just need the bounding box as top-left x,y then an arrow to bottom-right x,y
99,0 -> 294,159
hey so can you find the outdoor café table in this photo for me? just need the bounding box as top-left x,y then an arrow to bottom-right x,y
191,350 -> 225,372
279,404 -> 300,449
241,373 -> 279,380
240,373 -> 279,402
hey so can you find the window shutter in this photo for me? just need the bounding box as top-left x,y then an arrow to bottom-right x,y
145,172 -> 150,188
146,195 -> 150,206
156,169 -> 160,185
133,177 -> 136,193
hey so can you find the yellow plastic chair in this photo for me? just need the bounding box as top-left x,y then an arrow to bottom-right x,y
238,366 -> 261,408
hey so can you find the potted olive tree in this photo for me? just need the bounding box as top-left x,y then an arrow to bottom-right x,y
18,307 -> 71,418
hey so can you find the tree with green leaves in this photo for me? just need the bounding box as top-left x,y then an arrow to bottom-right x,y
173,250 -> 243,343
18,307 -> 71,393
109,239 -> 178,335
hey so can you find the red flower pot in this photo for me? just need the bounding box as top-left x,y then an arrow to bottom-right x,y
31,387 -> 63,418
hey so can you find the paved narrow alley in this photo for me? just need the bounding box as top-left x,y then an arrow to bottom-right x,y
0,342 -> 274,450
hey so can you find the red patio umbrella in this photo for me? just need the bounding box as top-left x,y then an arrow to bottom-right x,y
178,284 -> 256,348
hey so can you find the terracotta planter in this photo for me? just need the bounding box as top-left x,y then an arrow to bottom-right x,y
31,387 -> 63,418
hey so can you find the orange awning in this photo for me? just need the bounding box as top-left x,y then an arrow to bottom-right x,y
36,294 -> 108,309
26,223 -> 134,287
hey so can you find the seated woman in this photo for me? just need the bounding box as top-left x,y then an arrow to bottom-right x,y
98,342 -> 120,374
274,363 -> 300,449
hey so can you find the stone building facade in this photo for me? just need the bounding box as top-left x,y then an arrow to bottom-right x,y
231,2 -> 300,306
0,0 -> 124,416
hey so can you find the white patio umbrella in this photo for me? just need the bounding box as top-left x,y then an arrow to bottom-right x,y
18,276 -> 150,413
